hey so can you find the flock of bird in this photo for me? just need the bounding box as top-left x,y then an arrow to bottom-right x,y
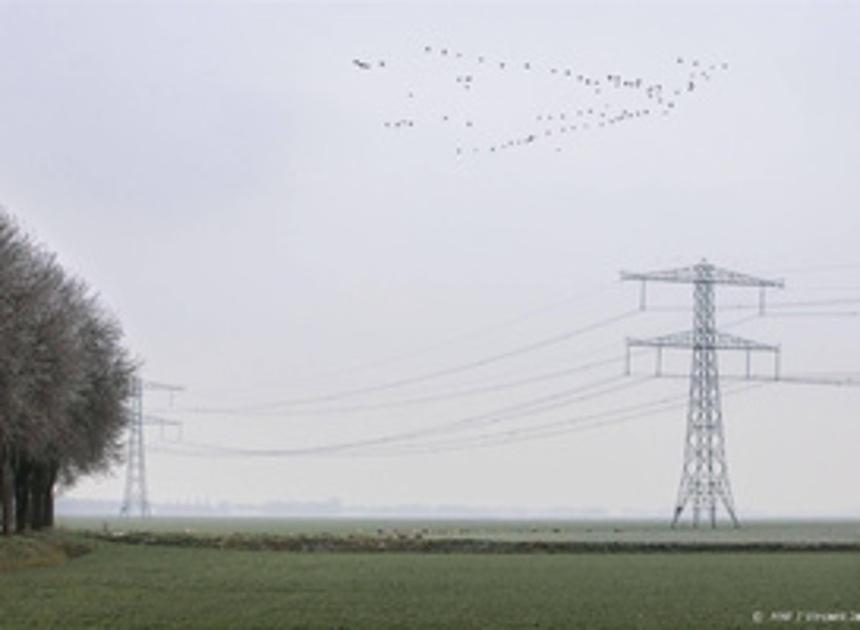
353,46 -> 729,156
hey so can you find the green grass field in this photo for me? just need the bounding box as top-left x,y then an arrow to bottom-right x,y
0,519 -> 858,629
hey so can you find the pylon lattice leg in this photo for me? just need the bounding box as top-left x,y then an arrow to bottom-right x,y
671,273 -> 739,528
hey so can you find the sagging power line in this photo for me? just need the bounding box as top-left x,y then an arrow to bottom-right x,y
154,374 -> 650,459
139,261 -> 857,525
171,352 -> 633,418
181,309 -> 640,414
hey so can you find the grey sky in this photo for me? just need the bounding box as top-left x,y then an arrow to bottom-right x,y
1,1 -> 858,517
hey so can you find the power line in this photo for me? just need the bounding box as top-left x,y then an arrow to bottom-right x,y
140,262 -> 858,519
755,311 -> 858,319
646,373 -> 860,387
162,290 -> 788,420
293,283 -> 618,380
358,382 -> 768,457
764,263 -> 860,275
150,381 -> 764,460
145,309 -> 779,456
738,297 -> 860,310
150,387 -> 680,459
171,351 -> 634,417
359,391 -> 693,455
645,297 -> 860,313
183,282 -> 619,399
151,375 -> 650,458
180,309 -> 640,413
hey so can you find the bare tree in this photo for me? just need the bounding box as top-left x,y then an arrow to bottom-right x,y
0,209 -> 135,534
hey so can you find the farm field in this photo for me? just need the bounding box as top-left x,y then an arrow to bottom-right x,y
1,538 -> 859,629
0,519 -> 856,629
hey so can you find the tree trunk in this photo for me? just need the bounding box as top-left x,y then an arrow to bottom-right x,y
14,457 -> 31,534
44,465 -> 56,529
0,445 -> 12,536
0,455 -> 7,536
42,462 -> 60,528
32,462 -> 57,530
30,463 -> 45,530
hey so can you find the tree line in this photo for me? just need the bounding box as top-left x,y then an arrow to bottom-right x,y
0,210 -> 135,535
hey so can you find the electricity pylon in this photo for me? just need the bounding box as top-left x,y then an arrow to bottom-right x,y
120,378 -> 184,518
120,377 -> 148,517
621,260 -> 783,528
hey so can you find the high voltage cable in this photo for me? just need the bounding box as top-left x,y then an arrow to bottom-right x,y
150,381 -> 761,460
149,381 -> 668,460
294,283 -> 617,380
371,384 -> 695,453
359,382 -> 769,457
151,375 -> 651,458
645,373 -> 860,387
763,287 -> 858,295
182,282 -> 618,398
146,283 -> 851,458
720,314 -> 761,329
180,309 -> 640,413
758,311 -> 858,318
158,306 -> 761,420
150,377 -> 652,458
645,297 -> 860,313
764,263 -> 860,275
172,351 -> 635,417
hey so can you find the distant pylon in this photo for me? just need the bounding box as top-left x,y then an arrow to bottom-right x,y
120,378 -> 184,518
622,260 -> 784,528
120,377 -> 149,517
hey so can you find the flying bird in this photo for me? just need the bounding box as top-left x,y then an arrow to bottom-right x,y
365,48 -> 728,159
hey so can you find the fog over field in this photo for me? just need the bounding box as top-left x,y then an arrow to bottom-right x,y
1,1 -> 858,519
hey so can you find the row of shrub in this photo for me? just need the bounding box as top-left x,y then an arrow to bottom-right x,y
90,530 -> 860,554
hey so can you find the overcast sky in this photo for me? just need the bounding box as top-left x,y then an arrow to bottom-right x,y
1,0 -> 858,518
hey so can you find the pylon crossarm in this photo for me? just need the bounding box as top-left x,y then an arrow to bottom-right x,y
143,381 -> 186,392
142,414 -> 182,426
627,330 -> 779,352
621,261 -> 783,288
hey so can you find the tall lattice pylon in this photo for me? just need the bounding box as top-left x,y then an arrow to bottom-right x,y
120,377 -> 149,518
621,260 -> 783,528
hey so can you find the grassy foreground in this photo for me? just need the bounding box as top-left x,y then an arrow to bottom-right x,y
0,531 -> 92,572
0,535 -> 859,629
